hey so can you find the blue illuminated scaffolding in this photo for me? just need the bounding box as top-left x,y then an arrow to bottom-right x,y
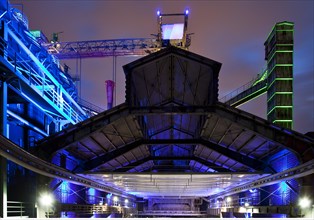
0,2 -> 87,124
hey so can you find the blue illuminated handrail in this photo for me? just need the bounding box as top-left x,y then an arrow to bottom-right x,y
0,33 -> 86,124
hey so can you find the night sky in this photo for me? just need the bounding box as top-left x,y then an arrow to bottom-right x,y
10,0 -> 314,134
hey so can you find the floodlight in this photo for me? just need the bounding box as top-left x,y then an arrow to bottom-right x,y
113,196 -> 118,202
299,197 -> 311,208
185,9 -> 189,15
226,197 -> 232,202
39,193 -> 54,206
157,10 -> 160,16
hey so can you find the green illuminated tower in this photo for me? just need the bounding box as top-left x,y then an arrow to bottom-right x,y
265,21 -> 294,129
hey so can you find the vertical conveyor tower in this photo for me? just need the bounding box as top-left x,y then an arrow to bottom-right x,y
265,22 -> 294,129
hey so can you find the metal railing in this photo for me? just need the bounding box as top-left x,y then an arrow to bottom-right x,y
59,203 -> 125,214
219,69 -> 267,104
7,201 -> 36,218
138,210 -> 208,216
0,31 -> 86,124
77,97 -> 105,116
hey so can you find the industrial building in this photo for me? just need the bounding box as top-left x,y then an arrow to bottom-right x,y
0,0 -> 314,218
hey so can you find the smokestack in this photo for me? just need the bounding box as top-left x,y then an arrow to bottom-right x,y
105,80 -> 115,110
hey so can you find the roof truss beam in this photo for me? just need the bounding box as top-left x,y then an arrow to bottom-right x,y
214,103 -> 314,162
83,138 -> 265,172
36,105 -> 130,156
113,155 -> 232,172
84,139 -> 143,171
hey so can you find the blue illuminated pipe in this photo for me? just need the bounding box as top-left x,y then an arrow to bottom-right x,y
7,29 -> 87,121
7,110 -> 48,137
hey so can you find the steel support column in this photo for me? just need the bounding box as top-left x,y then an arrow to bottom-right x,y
0,80 -> 8,218
0,18 -> 8,218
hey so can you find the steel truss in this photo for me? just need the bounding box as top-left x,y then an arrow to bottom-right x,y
210,158 -> 314,198
44,38 -> 159,59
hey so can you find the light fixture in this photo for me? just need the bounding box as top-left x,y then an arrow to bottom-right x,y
244,202 -> 249,207
249,188 -> 257,193
157,10 -> 160,16
39,193 -> 54,207
185,9 -> 189,15
113,196 -> 118,202
125,199 -> 129,204
299,197 -> 311,208
226,197 -> 232,202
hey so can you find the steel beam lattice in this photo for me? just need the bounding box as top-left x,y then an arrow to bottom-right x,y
44,38 -> 159,59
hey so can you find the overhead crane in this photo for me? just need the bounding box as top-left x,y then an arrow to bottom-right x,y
42,10 -> 191,109
44,10 -> 191,59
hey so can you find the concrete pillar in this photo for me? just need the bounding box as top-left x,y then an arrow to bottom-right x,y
0,81 -> 8,218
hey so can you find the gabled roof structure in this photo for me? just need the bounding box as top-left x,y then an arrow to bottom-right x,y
37,46 -> 314,198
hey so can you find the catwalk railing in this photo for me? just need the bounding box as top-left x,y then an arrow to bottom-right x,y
219,69 -> 268,107
77,97 -> 105,117
7,201 -> 36,218
138,210 -> 207,217
57,203 -> 131,214
0,29 -> 86,124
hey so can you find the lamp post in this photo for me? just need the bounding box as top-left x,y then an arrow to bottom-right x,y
226,197 -> 232,207
113,196 -> 118,206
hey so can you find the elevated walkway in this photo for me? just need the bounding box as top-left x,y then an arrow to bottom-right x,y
223,80 -> 267,107
220,70 -> 268,107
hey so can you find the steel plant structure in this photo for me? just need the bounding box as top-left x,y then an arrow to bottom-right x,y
0,0 -> 313,218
